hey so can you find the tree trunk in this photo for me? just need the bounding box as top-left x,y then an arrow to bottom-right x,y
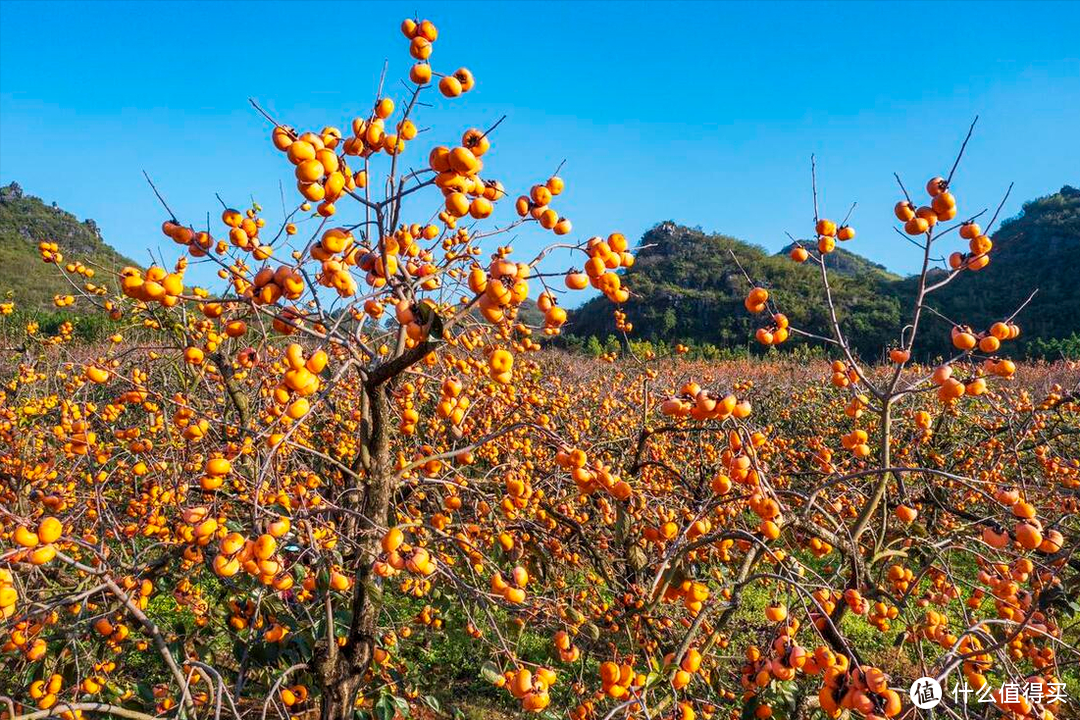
316,383 -> 396,720
880,402 -> 892,482
318,669 -> 364,720
852,399 -> 893,542
312,338 -> 439,717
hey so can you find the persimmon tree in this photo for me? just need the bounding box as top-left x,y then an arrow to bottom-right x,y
0,16 -> 634,720
685,120 -> 1079,719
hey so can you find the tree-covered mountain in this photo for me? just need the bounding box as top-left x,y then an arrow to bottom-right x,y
776,242 -> 899,280
0,182 -> 138,310
568,222 -> 904,358
570,186 -> 1080,360
901,185 -> 1080,359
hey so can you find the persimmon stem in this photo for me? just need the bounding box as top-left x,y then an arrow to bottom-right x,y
984,181 -> 1015,233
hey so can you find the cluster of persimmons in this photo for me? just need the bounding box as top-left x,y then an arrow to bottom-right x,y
1,17 -> 1078,720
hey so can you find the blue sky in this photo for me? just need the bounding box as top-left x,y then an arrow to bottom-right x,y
2,1 -> 1078,301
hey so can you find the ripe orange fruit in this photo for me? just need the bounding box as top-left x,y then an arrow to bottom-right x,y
15,526 -> 40,548
439,76 -> 462,98
895,505 -> 918,523
37,517 -> 63,544
764,603 -> 787,622
382,527 -> 405,553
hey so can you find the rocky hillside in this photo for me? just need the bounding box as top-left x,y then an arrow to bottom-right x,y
4,180 -> 1076,359
0,182 -> 138,310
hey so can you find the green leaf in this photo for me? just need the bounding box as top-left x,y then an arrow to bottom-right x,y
137,682 -> 155,703
481,660 -> 502,684
374,693 -> 395,720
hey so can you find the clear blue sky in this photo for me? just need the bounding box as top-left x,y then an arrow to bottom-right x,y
2,1 -> 1078,300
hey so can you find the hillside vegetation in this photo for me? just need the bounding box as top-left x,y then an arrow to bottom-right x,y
569,221 -> 904,358
571,186 -> 1080,359
778,241 -> 899,280
3,181 -> 1077,358
903,185 -> 1080,358
0,182 -> 137,310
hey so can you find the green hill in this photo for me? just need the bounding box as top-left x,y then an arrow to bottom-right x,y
777,242 -> 899,281
568,222 -> 903,358
0,182 -> 138,310
900,185 -> 1080,359
569,186 -> 1080,360
4,181 -> 1076,359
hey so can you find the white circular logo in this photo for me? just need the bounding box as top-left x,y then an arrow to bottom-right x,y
909,676 -> 943,709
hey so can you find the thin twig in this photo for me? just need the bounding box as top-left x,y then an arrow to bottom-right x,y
946,115 -> 979,186
143,171 -> 177,222
248,97 -> 291,135
840,201 -> 857,226
983,181 -> 1015,234
893,172 -> 912,205
481,114 -> 508,139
